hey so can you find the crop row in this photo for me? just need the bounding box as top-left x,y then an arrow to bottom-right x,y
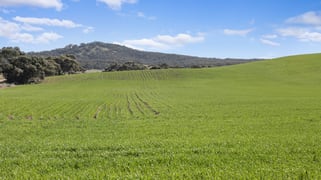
0,90 -> 171,121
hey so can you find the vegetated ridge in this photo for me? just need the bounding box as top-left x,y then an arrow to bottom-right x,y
30,41 -> 258,69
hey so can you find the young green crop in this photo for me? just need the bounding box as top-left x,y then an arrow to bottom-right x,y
0,54 -> 321,178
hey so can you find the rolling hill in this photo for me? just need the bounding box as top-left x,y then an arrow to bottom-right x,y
30,41 -> 257,69
0,53 -> 321,178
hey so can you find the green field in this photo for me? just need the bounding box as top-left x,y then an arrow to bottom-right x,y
1,54 -> 321,178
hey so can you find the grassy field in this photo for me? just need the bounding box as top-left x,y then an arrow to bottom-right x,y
1,54 -> 321,178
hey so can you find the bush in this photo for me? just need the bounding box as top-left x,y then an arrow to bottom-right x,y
0,47 -> 84,84
2,56 -> 46,84
104,62 -> 147,72
50,55 -> 85,74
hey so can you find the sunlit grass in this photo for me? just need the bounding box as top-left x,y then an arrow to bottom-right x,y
0,54 -> 321,178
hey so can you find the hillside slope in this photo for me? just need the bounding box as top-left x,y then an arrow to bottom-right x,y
30,41 -> 256,69
211,53 -> 321,83
0,54 -> 321,178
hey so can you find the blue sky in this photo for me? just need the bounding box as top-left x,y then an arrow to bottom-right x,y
1,0 -> 321,58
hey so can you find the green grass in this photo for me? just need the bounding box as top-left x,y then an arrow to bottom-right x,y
1,54 -> 321,178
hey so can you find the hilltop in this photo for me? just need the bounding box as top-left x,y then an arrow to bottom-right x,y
30,41 -> 257,69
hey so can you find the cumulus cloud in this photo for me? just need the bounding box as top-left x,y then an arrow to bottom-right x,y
12,33 -> 34,43
275,12 -> 321,43
286,11 -> 321,26
35,32 -> 62,43
97,0 -> 137,10
0,0 -> 63,11
115,33 -> 205,50
137,12 -> 156,20
223,28 -> 254,36
14,16 -> 81,28
0,17 -> 21,40
278,27 -> 321,42
0,17 -> 62,44
10,32 -> 62,43
260,39 -> 280,46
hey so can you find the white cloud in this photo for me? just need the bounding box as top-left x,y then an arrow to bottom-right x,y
97,0 -> 137,10
11,32 -> 62,44
21,24 -> 44,32
0,17 -> 32,43
137,12 -> 156,20
13,16 -> 81,28
286,11 -> 321,26
277,12 -> 321,43
260,39 -> 280,46
83,26 -> 94,34
156,34 -> 204,45
223,28 -> 254,36
278,27 -> 321,42
121,38 -> 165,49
115,33 -> 205,50
35,32 -> 62,43
262,34 -> 278,39
0,17 -> 20,37
11,33 -> 34,43
0,0 -> 63,11
0,17 -> 32,42
0,17 -> 62,44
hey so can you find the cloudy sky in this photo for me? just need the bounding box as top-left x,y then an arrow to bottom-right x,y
1,0 -> 321,58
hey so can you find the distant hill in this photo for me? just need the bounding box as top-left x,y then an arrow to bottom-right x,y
30,41 -> 258,69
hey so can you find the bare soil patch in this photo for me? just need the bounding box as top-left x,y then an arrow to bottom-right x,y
0,83 -> 15,89
0,75 -> 14,89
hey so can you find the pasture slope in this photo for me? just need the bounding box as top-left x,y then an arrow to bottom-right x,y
0,54 -> 321,178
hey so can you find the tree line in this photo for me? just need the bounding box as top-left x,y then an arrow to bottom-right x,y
0,47 -> 84,84
103,61 -> 170,72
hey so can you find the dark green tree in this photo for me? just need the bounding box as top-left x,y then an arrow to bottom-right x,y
52,55 -> 84,74
44,57 -> 63,76
1,47 -> 84,84
0,47 -> 24,58
104,61 -> 146,72
2,56 -> 46,84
